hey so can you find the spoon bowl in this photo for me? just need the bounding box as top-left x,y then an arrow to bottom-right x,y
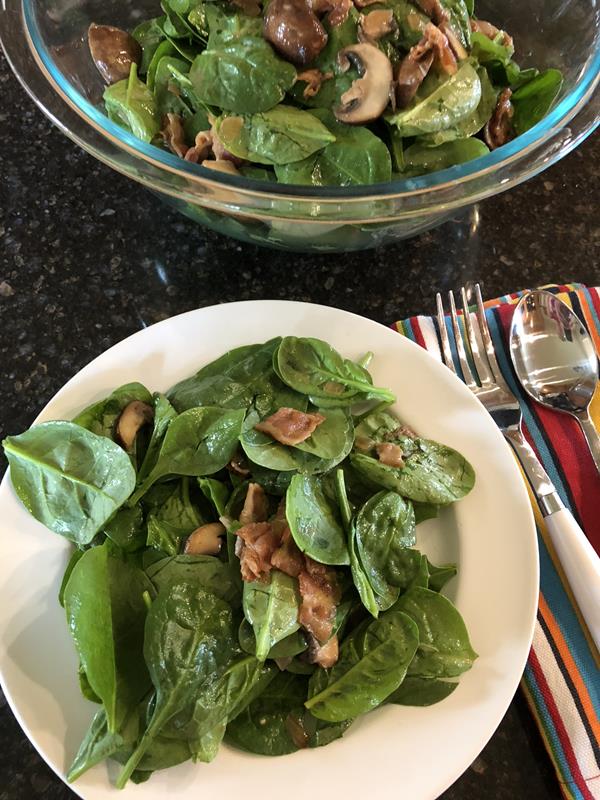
510,290 -> 600,472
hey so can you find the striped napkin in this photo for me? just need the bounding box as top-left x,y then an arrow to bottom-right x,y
393,283 -> 600,800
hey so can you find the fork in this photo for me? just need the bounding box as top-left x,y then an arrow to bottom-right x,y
436,284 -> 600,652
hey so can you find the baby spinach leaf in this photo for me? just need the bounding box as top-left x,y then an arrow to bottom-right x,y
388,61 -> 481,136
286,474 -> 350,566
243,571 -> 302,661
420,68 -> 496,145
305,608 -> 419,721
103,504 -> 146,553
276,337 -> 395,402
197,477 -> 230,516
146,39 -> 177,90
129,407 -> 245,504
79,665 -> 102,703
276,111 -> 391,187
146,554 -> 240,604
215,106 -> 336,166
441,0 -> 471,48
402,138 -> 489,175
386,676 -> 457,706
205,4 -> 263,44
238,619 -> 308,659
136,394 -> 178,487
350,433 -> 475,504
67,706 -> 140,783
427,559 -> 457,592
245,462 -> 295,495
355,491 -> 416,609
470,30 -> 514,65
190,38 -> 296,113
3,422 -> 136,545
64,544 -> 154,733
512,69 -> 563,134
58,549 -> 84,607
392,0 -> 429,47
153,55 -> 200,117
104,64 -> 160,143
146,478 -> 204,554
414,501 -> 439,524
133,17 -> 168,74
295,408 -> 354,459
395,586 -> 477,677
116,582 -> 236,788
348,521 -> 379,617
72,382 -> 153,440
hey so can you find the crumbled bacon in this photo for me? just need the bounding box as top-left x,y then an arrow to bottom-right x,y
255,407 -> 325,446
272,525 -> 305,577
307,632 -> 339,668
484,88 -> 514,150
184,130 -> 213,163
239,483 -> 270,526
376,442 -> 404,467
423,22 -> 457,74
162,113 -> 189,158
298,557 -> 341,644
297,68 -> 334,99
235,522 -> 280,582
470,18 -> 513,49
396,40 -> 435,108
358,9 -> 396,42
439,20 -> 467,60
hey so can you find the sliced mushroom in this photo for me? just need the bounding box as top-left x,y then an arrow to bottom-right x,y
439,21 -> 468,61
183,522 -> 226,555
115,401 -> 154,451
396,44 -> 434,108
358,9 -> 397,43
484,88 -> 514,150
423,22 -> 457,74
201,159 -> 242,175
263,0 -> 328,66
335,43 -> 393,124
297,68 -> 334,98
87,23 -> 141,85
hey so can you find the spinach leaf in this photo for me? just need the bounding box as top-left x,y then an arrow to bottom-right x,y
3,422 -> 136,545
386,676 -> 457,706
441,0 -> 471,48
72,382 -> 152,440
146,478 -> 204,554
512,69 -> 563,134
79,664 -> 102,703
245,462 -> 295,495
67,706 -> 140,783
136,394 -> 178,487
104,64 -> 160,143
116,582 -> 236,788
419,68 -> 496,146
190,38 -> 296,113
64,544 -> 154,733
414,501 -> 439,524
355,491 -> 416,609
470,30 -> 514,65
395,586 -> 477,677
294,408 -> 354,459
153,55 -> 199,117
276,337 -> 395,402
58,549 -> 84,607
103,505 -> 146,553
204,4 -> 263,44
286,474 -> 350,566
215,106 -> 336,166
146,554 -> 240,604
388,61 -> 481,136
243,571 -> 302,661
350,433 -> 475,504
427,559 -> 457,592
402,138 -> 489,175
276,114 -> 391,187
146,39 -> 177,90
197,477 -> 230,516
238,619 -> 307,659
133,17 -> 168,74
129,407 -> 245,504
305,608 -> 419,721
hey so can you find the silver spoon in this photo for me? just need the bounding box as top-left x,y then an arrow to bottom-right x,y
510,289 -> 600,472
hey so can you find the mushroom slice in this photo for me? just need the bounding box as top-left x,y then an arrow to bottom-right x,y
358,9 -> 397,43
88,23 -> 142,85
396,45 -> 434,108
263,0 -> 328,66
335,43 -> 393,124
183,522 -> 226,555
115,401 -> 154,451
422,22 -> 457,75
484,88 -> 514,150
439,21 -> 468,61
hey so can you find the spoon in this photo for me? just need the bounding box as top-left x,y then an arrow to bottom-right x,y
510,290 -> 600,473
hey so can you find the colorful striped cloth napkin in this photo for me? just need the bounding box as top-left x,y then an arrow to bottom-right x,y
393,283 -> 600,800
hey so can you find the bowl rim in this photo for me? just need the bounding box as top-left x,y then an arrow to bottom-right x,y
11,0 -> 600,204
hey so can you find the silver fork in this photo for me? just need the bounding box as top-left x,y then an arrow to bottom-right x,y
437,284 -> 600,651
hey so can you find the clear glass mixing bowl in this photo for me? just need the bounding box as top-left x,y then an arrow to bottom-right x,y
1,0 -> 599,251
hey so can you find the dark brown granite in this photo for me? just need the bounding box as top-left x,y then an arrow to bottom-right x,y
1,45 -> 598,800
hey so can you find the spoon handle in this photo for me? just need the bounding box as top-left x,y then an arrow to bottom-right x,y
576,412 -> 600,473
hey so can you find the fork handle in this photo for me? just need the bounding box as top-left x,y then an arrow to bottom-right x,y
505,429 -> 600,652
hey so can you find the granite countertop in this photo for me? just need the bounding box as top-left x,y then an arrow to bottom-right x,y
1,46 -> 598,800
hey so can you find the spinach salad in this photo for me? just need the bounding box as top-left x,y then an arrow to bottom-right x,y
3,336 -> 477,788
87,0 -> 562,187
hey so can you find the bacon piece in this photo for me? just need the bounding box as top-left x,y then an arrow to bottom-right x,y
255,407 -> 325,446
297,68 -> 334,99
272,525 -> 305,578
396,22 -> 456,108
235,522 -> 280,582
307,632 -> 339,668
470,18 -> 513,49
358,9 -> 396,42
184,130 -> 213,163
239,483 -> 269,526
376,442 -> 404,468
298,558 -> 341,643
484,88 -> 514,150
424,22 -> 457,74
439,21 -> 467,60
162,113 -> 189,158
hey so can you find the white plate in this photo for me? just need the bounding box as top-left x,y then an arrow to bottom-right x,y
0,301 -> 538,800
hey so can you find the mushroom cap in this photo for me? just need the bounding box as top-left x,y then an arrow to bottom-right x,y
115,401 -> 154,451
334,43 -> 393,124
88,23 -> 141,85
183,522 -> 226,555
263,0 -> 328,66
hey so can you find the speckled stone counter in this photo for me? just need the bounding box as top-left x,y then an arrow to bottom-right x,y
1,46 -> 598,800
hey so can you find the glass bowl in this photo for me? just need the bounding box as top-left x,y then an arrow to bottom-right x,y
1,0 -> 599,252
